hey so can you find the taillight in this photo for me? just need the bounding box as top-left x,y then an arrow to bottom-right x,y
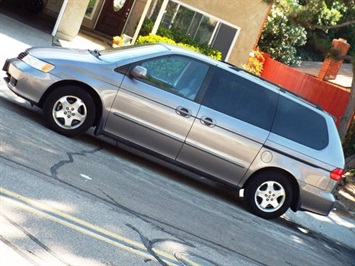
330,168 -> 344,182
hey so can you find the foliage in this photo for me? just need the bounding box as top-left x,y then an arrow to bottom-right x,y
137,34 -> 176,45
139,18 -> 174,39
242,49 -> 265,76
259,0 -> 307,65
326,3 -> 355,58
139,17 -> 154,36
259,0 -> 355,64
295,0 -> 355,61
138,18 -> 222,60
199,44 -> 223,61
136,34 -> 222,60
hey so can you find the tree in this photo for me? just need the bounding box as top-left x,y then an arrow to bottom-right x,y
260,0 -> 355,170
260,0 -> 355,63
258,1 -> 307,65
338,56 -> 355,141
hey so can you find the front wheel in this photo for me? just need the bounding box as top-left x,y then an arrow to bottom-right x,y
244,171 -> 293,219
43,86 -> 96,137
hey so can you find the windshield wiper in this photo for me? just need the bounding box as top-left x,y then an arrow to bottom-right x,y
89,49 -> 101,58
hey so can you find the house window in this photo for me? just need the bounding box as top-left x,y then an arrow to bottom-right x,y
85,0 -> 100,19
149,0 -> 240,60
167,4 -> 217,45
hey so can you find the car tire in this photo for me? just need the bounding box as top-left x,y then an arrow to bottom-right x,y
43,86 -> 96,137
244,171 -> 293,219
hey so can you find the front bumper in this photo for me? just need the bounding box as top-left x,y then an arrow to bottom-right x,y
2,58 -> 58,105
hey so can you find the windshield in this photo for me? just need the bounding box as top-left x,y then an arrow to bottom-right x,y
97,44 -> 168,63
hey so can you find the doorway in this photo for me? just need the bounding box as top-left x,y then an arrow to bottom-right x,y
95,0 -> 134,37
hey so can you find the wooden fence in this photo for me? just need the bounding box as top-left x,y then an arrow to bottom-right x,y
261,57 -> 351,125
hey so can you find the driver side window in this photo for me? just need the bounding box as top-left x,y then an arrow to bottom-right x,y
135,55 -> 209,101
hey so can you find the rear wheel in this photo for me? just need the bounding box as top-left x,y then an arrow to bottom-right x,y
43,86 -> 96,137
245,171 -> 293,219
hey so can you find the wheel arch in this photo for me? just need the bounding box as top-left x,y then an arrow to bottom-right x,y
38,80 -> 103,127
242,167 -> 301,212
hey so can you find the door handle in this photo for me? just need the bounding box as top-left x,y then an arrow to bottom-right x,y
175,106 -> 192,118
200,116 -> 216,127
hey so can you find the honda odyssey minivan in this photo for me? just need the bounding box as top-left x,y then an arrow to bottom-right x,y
3,43 -> 345,219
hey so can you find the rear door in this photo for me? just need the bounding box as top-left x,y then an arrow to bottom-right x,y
176,68 -> 279,185
104,55 -> 210,159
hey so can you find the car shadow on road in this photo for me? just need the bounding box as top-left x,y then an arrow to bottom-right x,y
0,90 -> 246,208
74,133 -> 355,259
0,91 -> 44,122
84,129 -> 247,211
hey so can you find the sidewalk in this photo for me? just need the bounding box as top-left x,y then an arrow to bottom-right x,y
283,209 -> 354,249
0,13 -> 354,250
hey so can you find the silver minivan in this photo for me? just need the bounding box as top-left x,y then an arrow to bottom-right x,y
3,43 -> 345,219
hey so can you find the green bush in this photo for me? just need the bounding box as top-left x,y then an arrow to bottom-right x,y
136,34 -> 222,60
139,18 -> 154,36
138,18 -> 222,60
137,34 -> 176,45
139,18 -> 174,39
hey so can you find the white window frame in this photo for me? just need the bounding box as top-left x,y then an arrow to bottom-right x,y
165,0 -> 241,61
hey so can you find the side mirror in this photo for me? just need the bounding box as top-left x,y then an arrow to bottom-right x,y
130,66 -> 147,79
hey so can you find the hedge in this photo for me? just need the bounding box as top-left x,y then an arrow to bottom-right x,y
136,34 -> 222,61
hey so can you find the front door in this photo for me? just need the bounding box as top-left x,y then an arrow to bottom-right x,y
95,0 -> 134,36
104,55 -> 210,159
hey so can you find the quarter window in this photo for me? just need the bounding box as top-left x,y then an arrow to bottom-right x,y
271,96 -> 329,150
202,69 -> 278,130
135,55 -> 209,100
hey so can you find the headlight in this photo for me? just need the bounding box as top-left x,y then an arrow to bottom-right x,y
22,54 -> 55,72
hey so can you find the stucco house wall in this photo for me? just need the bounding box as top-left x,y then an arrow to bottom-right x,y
42,0 -> 270,66
125,0 -> 270,66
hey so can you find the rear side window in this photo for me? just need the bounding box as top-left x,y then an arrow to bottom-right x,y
271,96 -> 329,150
202,68 -> 278,130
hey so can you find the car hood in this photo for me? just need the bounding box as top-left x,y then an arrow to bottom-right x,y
26,46 -> 103,64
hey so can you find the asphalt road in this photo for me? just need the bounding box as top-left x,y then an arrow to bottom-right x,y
0,71 -> 354,266
1,10 -> 354,266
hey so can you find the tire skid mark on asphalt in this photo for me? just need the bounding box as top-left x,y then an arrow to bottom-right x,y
0,188 -> 182,266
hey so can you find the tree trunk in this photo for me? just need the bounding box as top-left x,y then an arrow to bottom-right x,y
345,154 -> 355,173
339,68 -> 355,141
